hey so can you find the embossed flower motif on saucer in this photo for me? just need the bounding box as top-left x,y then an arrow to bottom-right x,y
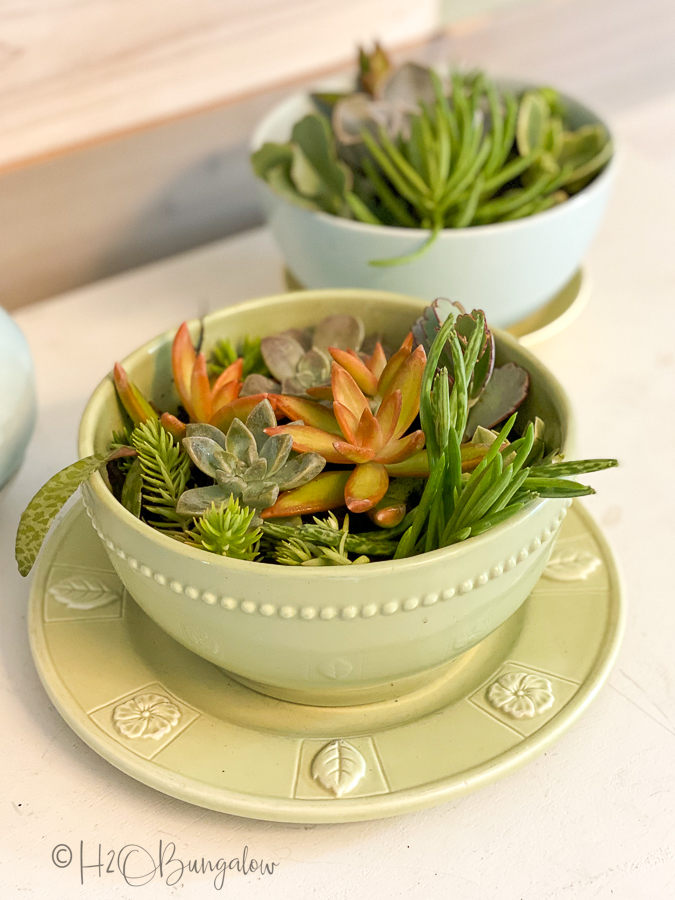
487,672 -> 555,719
112,693 -> 181,740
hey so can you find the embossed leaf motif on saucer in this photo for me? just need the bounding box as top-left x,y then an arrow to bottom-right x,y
312,740 -> 366,797
112,693 -> 181,740
49,575 -> 121,610
544,551 -> 601,581
487,672 -> 555,719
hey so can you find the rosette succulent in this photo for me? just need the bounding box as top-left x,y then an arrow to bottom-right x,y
259,314 -> 365,396
176,399 -> 325,521
262,337 -> 427,517
165,322 -> 271,435
185,497 -> 261,560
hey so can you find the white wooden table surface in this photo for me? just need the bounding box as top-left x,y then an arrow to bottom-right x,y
2,99 -> 675,897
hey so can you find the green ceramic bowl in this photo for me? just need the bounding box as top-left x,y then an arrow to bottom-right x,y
252,82 -> 615,328
79,290 -> 573,706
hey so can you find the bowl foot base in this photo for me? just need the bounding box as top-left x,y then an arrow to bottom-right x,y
222,655 -> 472,708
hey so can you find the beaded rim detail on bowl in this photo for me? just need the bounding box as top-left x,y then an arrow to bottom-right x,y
81,496 -> 571,621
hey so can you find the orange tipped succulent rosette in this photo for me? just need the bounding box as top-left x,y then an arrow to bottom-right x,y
163,323 -> 274,438
262,334 -> 427,517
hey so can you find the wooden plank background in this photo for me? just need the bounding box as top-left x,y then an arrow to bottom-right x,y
0,0 -> 438,173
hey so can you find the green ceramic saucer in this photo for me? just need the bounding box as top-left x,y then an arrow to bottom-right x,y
28,500 -> 623,823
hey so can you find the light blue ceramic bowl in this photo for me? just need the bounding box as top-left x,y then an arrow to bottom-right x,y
0,309 -> 36,490
252,81 -> 616,327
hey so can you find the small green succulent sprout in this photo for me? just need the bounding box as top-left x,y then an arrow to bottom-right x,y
274,513 -> 370,566
176,399 -> 326,522
260,315 -> 365,396
186,498 -> 261,560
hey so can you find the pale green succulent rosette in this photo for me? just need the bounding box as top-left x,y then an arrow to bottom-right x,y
177,400 -> 326,523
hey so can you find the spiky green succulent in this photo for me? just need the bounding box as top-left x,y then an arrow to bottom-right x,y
176,399 -> 326,521
413,298 -> 529,439
186,498 -> 261,560
252,55 -> 613,266
131,418 -> 191,532
273,513 -> 370,566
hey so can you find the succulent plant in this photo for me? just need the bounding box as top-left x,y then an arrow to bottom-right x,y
17,300 -> 619,575
262,340 -> 426,517
186,497 -> 261,560
176,399 -> 325,521
130,418 -> 191,533
357,42 -> 392,98
260,314 -> 365,397
168,322 -> 271,434
273,511 -> 370,566
413,298 -> 529,439
252,50 -> 613,265
113,364 -> 159,425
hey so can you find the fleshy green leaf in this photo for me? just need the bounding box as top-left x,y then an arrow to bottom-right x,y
183,435 -> 226,478
250,142 -> 294,180
16,451 -> 113,576
516,90 -> 551,156
291,114 -> 353,203
120,457 -> 143,518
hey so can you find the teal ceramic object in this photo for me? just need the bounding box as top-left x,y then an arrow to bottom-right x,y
0,309 -> 36,490
252,84 -> 615,328
78,290 -> 574,706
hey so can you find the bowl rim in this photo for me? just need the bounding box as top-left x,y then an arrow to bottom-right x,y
78,289 -> 573,578
250,77 -> 617,239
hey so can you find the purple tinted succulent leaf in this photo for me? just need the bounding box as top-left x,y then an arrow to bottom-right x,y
332,94 -> 404,146
260,333 -> 306,382
312,314 -> 365,352
464,363 -> 530,439
412,298 -> 464,376
240,374 -> 280,397
382,62 -> 437,111
295,348 -> 331,388
283,328 -> 313,350
280,376 -> 309,396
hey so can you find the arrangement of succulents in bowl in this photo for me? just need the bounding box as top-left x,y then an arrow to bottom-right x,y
251,45 -> 615,326
16,290 -> 616,706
